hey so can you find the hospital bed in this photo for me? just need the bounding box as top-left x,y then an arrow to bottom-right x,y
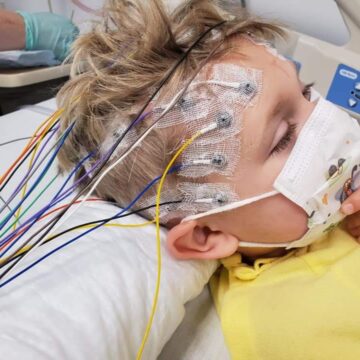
0,1 -> 359,359
0,100 -> 230,359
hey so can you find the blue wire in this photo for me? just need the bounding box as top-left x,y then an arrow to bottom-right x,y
0,150 -> 95,256
0,133 -> 124,247
0,165 -> 181,288
0,149 -> 97,249
0,124 -> 75,232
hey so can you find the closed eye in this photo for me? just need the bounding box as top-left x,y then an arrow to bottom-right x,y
270,123 -> 297,156
302,83 -> 314,101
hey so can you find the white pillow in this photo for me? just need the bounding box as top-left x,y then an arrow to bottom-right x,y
0,201 -> 218,359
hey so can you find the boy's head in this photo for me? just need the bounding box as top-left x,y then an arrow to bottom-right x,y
57,0 -> 314,260
167,36 -> 316,260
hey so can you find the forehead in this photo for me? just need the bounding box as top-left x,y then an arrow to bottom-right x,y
216,36 -> 295,81
153,37 -> 298,145
211,38 -> 300,153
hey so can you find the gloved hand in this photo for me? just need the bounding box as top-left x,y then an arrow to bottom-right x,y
17,11 -> 79,61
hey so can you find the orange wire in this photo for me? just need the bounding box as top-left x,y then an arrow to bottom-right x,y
0,109 -> 63,186
0,198 -> 103,252
13,114 -> 61,231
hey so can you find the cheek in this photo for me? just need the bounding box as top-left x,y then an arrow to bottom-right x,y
233,194 -> 308,244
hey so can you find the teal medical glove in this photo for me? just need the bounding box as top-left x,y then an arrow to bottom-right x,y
17,11 -> 79,61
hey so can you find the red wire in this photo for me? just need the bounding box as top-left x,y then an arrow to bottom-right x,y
0,198 -> 103,252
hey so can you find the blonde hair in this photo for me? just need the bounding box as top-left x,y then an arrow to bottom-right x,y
57,0 -> 284,219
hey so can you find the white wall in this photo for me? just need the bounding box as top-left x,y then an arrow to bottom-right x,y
4,0 -> 67,13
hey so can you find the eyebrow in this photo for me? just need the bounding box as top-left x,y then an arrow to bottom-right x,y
258,60 -> 305,154
268,66 -> 305,122
269,98 -> 286,119
289,60 -> 307,91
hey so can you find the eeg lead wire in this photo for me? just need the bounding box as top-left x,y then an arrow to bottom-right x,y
0,21 -> 226,282
0,123 -> 75,232
0,200 -> 181,269
0,164 -> 182,285
0,120 -> 62,214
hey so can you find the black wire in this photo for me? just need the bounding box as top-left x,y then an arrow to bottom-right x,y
0,200 -> 181,268
0,195 -> 22,225
0,120 -> 59,194
0,120 -> 66,217
1,21 -> 227,282
0,142 -> 38,193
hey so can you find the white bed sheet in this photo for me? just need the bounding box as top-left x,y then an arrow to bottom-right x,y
159,285 -> 230,360
0,99 -> 230,359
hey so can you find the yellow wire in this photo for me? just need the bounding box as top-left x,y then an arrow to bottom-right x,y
136,132 -> 201,360
2,220 -> 154,265
5,94 -> 200,358
79,220 -> 155,230
12,110 -> 63,231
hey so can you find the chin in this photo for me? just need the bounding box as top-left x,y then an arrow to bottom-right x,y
238,246 -> 288,260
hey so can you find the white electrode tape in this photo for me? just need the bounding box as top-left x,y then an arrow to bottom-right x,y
116,62 -> 264,221
182,190 -> 278,222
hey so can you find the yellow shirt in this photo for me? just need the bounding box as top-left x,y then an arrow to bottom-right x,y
210,227 -> 360,360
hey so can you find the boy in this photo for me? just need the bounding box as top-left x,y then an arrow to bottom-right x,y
57,0 -> 360,358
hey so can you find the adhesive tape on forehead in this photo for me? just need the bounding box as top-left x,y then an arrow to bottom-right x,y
134,63 -> 264,221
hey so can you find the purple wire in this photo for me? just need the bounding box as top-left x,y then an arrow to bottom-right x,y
56,143 -> 115,197
0,150 -> 94,250
0,124 -> 74,236
1,125 -> 60,214
30,125 -> 60,174
0,111 -> 150,252
0,141 -> 117,249
39,114 -> 148,201
0,152 -> 104,248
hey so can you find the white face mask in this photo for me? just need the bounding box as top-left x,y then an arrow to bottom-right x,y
184,95 -> 360,249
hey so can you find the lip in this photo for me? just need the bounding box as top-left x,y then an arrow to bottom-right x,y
270,120 -> 288,153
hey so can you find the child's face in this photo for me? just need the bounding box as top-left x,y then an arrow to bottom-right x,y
198,38 -> 316,256
167,37 -> 318,260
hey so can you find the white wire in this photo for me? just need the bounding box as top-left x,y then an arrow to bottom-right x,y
3,89 -> 184,278
4,45 -> 222,279
157,79 -> 241,110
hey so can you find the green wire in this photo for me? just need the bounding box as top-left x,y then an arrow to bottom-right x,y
0,122 -> 66,228
0,173 -> 59,238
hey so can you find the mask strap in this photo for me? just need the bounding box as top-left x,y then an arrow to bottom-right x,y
182,190 -> 279,222
238,240 -> 292,248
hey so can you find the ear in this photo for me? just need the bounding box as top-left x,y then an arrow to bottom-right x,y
166,220 -> 239,260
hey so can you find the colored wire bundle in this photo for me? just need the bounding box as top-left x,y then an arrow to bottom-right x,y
0,201 -> 181,268
0,21 -> 226,360
0,109 -> 63,190
0,21 -> 225,282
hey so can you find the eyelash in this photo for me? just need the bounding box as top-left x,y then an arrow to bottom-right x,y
302,83 -> 314,100
270,123 -> 297,155
270,83 -> 313,156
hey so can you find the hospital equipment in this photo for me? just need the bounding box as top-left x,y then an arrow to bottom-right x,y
1,1 -> 360,359
0,64 -> 71,88
0,50 -> 60,68
243,0 -> 360,119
